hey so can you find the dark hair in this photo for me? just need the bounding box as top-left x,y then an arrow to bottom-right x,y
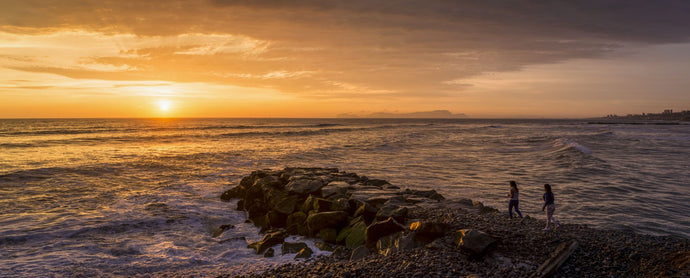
544,183 -> 552,193
510,181 -> 518,192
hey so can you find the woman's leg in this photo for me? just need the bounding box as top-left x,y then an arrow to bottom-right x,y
515,200 -> 523,218
508,200 -> 515,219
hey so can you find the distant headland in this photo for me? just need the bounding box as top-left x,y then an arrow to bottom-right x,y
337,110 -> 467,119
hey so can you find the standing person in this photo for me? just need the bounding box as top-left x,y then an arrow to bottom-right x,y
542,183 -> 559,230
508,181 -> 523,219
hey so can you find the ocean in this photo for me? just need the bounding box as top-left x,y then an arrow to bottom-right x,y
1,118 -> 688,276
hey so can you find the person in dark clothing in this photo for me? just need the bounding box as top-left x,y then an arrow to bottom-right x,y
508,181 -> 523,219
542,183 -> 559,230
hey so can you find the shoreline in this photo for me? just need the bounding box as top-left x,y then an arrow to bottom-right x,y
224,199 -> 689,277
217,168 -> 689,277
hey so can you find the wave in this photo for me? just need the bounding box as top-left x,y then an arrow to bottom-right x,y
549,138 -> 591,154
0,123 -> 346,137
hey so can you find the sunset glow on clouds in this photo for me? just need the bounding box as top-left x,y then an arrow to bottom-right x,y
1,1 -> 689,118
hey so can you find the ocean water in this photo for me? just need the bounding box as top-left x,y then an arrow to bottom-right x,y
1,118 -> 688,276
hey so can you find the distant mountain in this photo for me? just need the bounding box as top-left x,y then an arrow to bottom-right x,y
337,110 -> 467,118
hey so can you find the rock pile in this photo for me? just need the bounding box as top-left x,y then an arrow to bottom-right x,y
220,167 -> 455,260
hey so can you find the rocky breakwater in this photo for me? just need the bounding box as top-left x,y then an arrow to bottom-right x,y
219,167 -> 449,260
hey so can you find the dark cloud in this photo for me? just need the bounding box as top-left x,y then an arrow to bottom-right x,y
2,0 -> 689,99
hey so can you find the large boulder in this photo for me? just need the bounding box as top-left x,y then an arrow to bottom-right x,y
220,185 -> 245,201
346,220 -> 367,248
306,211 -> 349,234
454,229 -> 498,256
248,230 -> 286,255
376,204 -> 409,223
321,181 -> 350,199
286,177 -> 325,195
365,217 -> 406,246
409,221 -> 450,243
272,194 -> 300,215
286,211 -> 308,235
353,203 -> 378,224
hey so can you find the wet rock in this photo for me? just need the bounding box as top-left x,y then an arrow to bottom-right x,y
248,230 -> 287,255
212,224 -> 234,238
220,185 -> 245,201
263,248 -> 275,257
454,229 -> 498,256
365,217 -> 406,246
282,242 -> 308,255
295,247 -> 314,259
315,242 -> 334,251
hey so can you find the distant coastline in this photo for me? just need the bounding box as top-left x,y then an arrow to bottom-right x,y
337,110 -> 467,119
595,109 -> 690,122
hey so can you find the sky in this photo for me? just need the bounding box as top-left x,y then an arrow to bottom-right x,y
1,0 -> 689,118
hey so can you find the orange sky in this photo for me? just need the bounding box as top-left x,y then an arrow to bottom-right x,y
1,1 -> 689,118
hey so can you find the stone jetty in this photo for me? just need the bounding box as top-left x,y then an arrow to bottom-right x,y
219,167 -> 689,277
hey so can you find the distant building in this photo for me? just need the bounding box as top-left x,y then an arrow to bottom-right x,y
663,109 -> 673,114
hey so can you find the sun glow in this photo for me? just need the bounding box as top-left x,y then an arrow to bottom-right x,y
157,100 -> 172,112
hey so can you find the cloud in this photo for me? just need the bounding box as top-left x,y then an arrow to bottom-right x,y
1,0 -> 689,102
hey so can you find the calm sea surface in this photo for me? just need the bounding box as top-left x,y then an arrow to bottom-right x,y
1,118 -> 688,276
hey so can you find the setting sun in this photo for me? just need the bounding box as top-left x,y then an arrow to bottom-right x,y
157,100 -> 172,112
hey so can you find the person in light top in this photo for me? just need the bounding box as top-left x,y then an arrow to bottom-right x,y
542,183 -> 559,230
508,181 -> 523,219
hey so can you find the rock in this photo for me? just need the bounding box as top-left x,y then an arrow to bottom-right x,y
395,231 -> 417,251
364,179 -> 390,187
220,185 -> 245,201
331,198 -> 351,212
263,248 -> 275,257
350,245 -> 370,261
265,210 -> 287,228
286,211 -> 307,235
306,211 -> 349,234
322,181 -> 350,199
315,242 -> 334,251
212,224 -> 234,238
376,204 -> 409,223
332,246 -> 351,259
301,195 -> 317,213
409,221 -> 450,243
313,198 -> 334,212
255,175 -> 284,191
273,194 -> 300,215
454,229 -> 498,256
282,242 -> 308,254
320,228 -> 338,243
286,177 -> 325,195
365,217 -> 406,246
353,203 -> 378,224
402,189 -> 445,201
248,230 -> 286,255
376,232 -> 404,256
295,247 -> 314,259
346,220 -> 368,248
